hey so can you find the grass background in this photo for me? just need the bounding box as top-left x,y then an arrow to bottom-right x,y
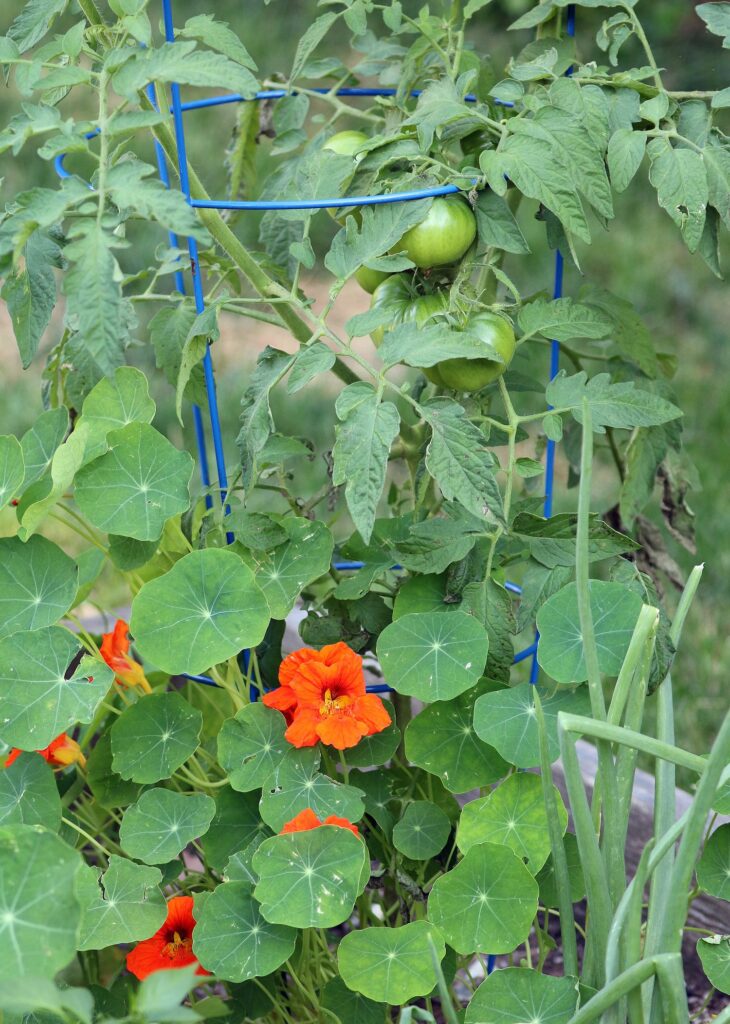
0,0 -> 728,774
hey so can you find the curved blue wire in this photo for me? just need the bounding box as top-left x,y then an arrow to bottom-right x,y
177,85 -> 512,113
190,182 -> 470,212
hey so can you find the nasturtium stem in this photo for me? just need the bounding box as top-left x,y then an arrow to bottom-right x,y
62,816 -> 111,862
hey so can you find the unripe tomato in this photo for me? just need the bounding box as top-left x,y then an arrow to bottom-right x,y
395,197 -> 477,269
437,312 -> 516,391
369,275 -> 448,349
355,265 -> 391,294
323,130 -> 369,158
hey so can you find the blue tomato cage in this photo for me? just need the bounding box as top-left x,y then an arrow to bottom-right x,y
55,4 -> 574,726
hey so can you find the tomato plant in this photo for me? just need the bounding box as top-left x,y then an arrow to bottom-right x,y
0,1 -> 729,1023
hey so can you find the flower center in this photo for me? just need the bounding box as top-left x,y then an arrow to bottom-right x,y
162,930 -> 192,960
319,688 -> 352,717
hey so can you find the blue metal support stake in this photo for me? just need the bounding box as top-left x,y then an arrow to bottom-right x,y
161,0 -> 231,519
144,83 -> 213,507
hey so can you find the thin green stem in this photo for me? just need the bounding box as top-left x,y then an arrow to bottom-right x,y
62,816 -> 111,862
623,4 -> 664,92
558,722 -> 611,988
576,401 -> 625,913
533,690 -> 578,977
560,714 -> 707,775
570,954 -> 685,1024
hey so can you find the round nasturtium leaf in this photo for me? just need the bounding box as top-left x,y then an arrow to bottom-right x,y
74,422 -> 193,540
217,703 -> 289,793
536,832 -> 585,907
194,881 -> 296,982
0,626 -> 112,750
321,977 -> 387,1023
200,787 -> 266,872
253,826 -> 369,929
20,407 -> 68,487
392,801 -> 451,861
0,435 -> 24,511
697,935 -> 730,995
119,789 -> 216,864
130,548 -> 270,676
338,921 -> 446,1005
259,747 -> 365,833
110,691 -> 202,784
79,365 -> 156,434
697,824 -> 730,901
344,706 -> 401,768
0,824 -> 82,980
377,611 -> 489,702
238,517 -> 334,619
76,855 -> 166,951
405,686 -> 509,793
0,753 -> 61,831
0,535 -> 78,639
456,773 -> 567,872
536,581 -> 643,684
464,966 -> 579,1023
85,731 -> 142,810
427,842 -> 538,954
473,682 -> 592,769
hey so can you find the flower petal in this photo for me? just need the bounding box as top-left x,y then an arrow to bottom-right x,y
316,713 -> 368,750
284,708 -> 321,748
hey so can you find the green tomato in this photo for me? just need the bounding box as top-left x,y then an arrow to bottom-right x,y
396,197 -> 477,269
323,130 -> 369,158
369,275 -> 448,349
437,312 -> 516,391
354,265 -> 391,294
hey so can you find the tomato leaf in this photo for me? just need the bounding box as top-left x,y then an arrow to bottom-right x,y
546,370 -> 683,432
333,382 -> 400,545
421,398 -> 504,524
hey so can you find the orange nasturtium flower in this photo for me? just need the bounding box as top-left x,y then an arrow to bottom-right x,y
126,896 -> 209,981
4,732 -> 86,770
101,620 -> 151,693
280,808 -> 360,837
263,642 -> 390,751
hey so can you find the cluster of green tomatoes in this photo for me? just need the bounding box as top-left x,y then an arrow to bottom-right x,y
324,131 -> 517,392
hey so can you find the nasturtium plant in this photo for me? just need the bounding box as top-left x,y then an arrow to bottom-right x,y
0,0 -> 728,1021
